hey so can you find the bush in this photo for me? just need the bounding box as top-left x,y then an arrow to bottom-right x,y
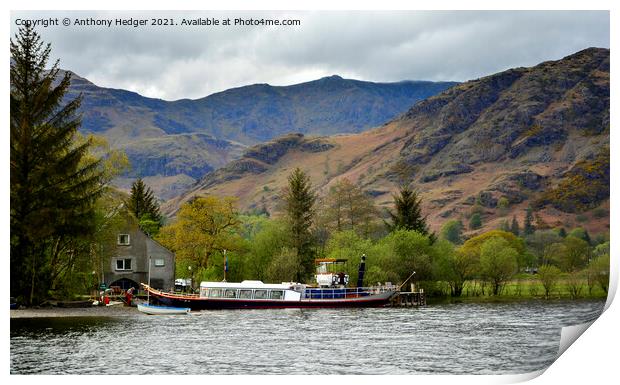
497,197 -> 510,209
538,264 -> 561,299
440,220 -> 464,244
587,254 -> 610,293
469,213 -> 482,230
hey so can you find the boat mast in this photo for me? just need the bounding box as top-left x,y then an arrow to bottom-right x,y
147,256 -> 151,303
223,249 -> 227,282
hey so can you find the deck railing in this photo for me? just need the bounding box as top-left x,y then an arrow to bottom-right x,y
303,284 -> 397,300
142,283 -> 199,298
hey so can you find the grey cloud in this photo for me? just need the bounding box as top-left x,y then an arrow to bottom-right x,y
10,10 -> 609,100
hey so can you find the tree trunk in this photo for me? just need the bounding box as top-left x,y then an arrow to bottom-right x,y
29,253 -> 36,305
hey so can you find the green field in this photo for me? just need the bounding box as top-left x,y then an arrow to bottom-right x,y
427,273 -> 608,304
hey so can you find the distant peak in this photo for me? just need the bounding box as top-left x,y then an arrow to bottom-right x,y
563,46 -> 609,60
320,74 -> 344,81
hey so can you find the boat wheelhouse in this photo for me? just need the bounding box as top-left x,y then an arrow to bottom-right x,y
314,258 -> 349,287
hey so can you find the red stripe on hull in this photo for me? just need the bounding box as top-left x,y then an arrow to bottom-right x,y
146,288 -> 395,310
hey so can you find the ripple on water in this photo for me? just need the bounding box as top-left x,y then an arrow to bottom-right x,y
10,300 -> 605,374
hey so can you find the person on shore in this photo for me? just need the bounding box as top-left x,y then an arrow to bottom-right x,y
125,288 -> 134,306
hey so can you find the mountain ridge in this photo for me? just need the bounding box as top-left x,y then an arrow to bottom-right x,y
62,71 -> 456,198
165,47 -> 610,236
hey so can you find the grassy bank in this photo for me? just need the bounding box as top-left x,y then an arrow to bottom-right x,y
427,274 -> 608,304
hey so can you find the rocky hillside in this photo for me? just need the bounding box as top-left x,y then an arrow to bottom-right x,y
64,72 -> 455,198
165,48 -> 610,236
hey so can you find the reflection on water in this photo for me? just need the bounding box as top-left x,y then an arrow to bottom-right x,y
10,300 -> 605,374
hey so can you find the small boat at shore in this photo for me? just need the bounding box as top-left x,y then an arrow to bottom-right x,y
137,303 -> 191,315
142,255 -> 400,310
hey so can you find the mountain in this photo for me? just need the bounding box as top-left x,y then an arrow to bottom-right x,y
64,72 -> 456,198
164,48 -> 610,236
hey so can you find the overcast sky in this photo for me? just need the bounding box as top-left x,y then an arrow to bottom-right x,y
10,10 -> 610,101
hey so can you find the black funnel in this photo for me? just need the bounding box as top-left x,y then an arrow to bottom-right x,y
357,254 -> 366,288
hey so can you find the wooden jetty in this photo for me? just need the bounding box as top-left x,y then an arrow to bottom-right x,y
390,290 -> 426,307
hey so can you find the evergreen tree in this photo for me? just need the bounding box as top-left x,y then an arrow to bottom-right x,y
510,215 -> 520,236
524,207 -> 535,235
128,178 -> 162,235
386,185 -> 430,236
10,25 -> 104,304
284,168 -> 317,282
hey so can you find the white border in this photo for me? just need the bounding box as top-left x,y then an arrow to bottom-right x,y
3,1 -> 617,385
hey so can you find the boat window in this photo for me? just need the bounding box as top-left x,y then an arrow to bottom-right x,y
208,289 -> 222,298
254,290 -> 268,299
239,290 -> 252,299
224,289 -> 237,298
271,290 -> 284,300
200,288 -> 209,297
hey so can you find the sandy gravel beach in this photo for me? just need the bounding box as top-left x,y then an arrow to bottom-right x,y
10,305 -> 139,318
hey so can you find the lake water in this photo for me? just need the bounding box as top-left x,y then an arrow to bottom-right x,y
10,299 -> 605,375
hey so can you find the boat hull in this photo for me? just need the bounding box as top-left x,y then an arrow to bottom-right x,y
148,290 -> 395,310
137,303 -> 191,315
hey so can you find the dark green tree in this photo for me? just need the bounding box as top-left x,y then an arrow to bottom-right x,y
568,227 -> 592,245
558,227 -> 567,238
386,185 -> 431,236
510,215 -> 520,236
10,25 -> 104,304
469,213 -> 482,230
128,178 -> 162,235
284,168 -> 316,282
524,207 -> 535,235
440,219 -> 464,244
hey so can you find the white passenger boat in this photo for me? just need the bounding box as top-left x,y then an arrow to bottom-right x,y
142,255 -> 399,310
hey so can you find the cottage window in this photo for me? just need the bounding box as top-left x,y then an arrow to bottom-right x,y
118,234 -> 130,245
115,258 -> 132,271
154,258 -> 165,267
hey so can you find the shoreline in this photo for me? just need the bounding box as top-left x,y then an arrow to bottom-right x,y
10,305 -> 139,319
10,296 -> 607,318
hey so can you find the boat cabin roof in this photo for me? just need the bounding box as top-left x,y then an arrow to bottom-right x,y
199,280 -> 293,290
314,258 -> 347,264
